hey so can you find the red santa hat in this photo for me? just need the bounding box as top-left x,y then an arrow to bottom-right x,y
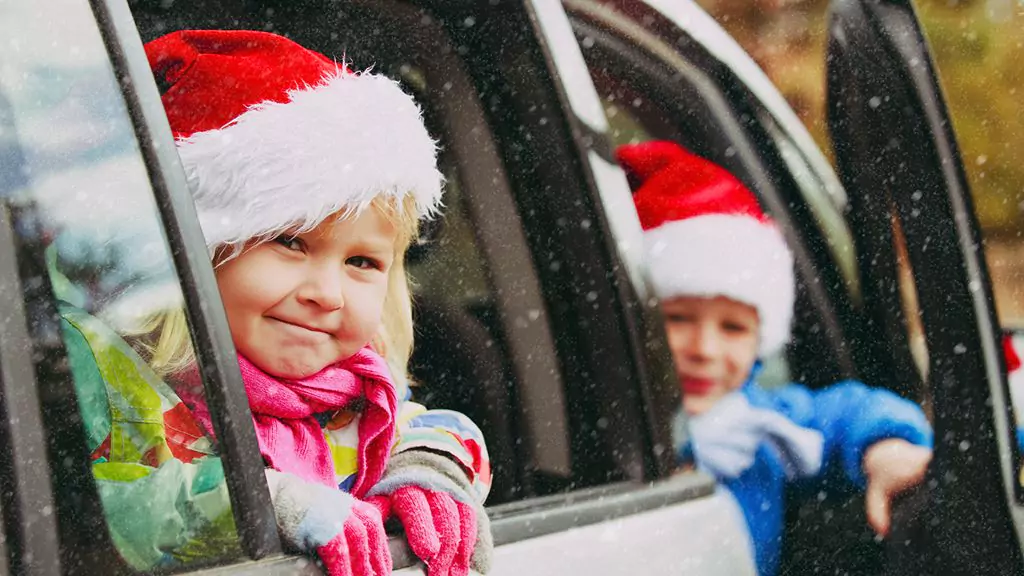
1005,334 -> 1021,373
145,30 -> 443,254
617,141 -> 795,356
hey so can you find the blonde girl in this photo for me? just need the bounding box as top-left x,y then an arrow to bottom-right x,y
66,29 -> 491,576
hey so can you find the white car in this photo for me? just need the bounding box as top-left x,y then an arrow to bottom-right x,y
0,0 -> 1019,574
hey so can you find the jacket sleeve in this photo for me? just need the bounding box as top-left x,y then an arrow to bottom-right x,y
61,307 -> 240,570
390,379 -> 492,503
91,457 -> 239,569
773,380 -> 933,488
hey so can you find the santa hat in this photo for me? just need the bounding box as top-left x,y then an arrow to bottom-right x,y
1005,334 -> 1021,373
617,141 -> 795,356
145,30 -> 443,254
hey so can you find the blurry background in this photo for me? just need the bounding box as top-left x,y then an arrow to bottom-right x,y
694,0 -> 1024,325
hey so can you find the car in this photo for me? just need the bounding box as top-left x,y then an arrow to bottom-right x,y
0,0 -> 1019,574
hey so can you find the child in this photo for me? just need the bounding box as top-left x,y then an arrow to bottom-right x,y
616,140 -> 934,576
61,30 -> 492,576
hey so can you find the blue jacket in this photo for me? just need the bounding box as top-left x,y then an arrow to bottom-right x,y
681,377 -> 933,576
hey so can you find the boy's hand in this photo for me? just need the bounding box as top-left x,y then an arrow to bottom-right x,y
863,439 -> 932,537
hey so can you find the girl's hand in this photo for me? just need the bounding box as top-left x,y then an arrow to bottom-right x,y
373,486 -> 477,576
863,438 -> 932,537
368,450 -> 492,576
265,469 -> 392,576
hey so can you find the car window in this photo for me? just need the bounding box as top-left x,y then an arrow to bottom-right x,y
0,0 -> 243,571
571,12 -> 877,391
588,65 -> 792,390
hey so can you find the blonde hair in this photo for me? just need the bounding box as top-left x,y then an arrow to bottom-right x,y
131,194 -> 421,383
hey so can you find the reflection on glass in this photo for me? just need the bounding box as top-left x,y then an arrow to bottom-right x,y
0,0 -> 241,570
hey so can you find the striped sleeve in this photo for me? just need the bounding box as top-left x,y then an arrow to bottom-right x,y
392,395 -> 492,503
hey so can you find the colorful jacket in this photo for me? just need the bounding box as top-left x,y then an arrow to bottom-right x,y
677,375 -> 933,576
59,303 -> 491,570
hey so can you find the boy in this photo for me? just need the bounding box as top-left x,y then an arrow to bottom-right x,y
617,140 -> 933,576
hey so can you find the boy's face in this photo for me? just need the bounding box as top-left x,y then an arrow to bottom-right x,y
215,208 -> 398,379
661,295 -> 760,415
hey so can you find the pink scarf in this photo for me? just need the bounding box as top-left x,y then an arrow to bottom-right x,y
175,347 -> 397,496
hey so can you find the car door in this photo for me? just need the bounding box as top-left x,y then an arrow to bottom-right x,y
566,0 -> 1024,574
0,0 -> 758,574
825,0 -> 1024,573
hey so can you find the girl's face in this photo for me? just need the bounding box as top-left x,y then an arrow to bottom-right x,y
661,295 -> 760,416
215,208 -> 398,379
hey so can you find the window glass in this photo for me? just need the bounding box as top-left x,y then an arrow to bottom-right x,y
891,218 -> 932,417
0,0 -> 240,570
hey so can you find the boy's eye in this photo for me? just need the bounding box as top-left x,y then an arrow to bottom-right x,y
722,321 -> 753,335
273,236 -> 305,252
665,313 -> 695,324
347,256 -> 383,270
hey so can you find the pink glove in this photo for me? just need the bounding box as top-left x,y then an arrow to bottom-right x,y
317,499 -> 392,576
266,469 -> 392,576
380,486 -> 477,576
367,451 -> 490,576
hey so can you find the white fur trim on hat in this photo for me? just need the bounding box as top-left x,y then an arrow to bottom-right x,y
645,213 -> 795,356
175,70 -> 443,253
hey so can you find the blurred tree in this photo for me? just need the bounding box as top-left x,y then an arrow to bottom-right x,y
695,0 -> 1024,322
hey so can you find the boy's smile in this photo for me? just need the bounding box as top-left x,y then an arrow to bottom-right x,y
215,208 -> 398,379
661,295 -> 761,415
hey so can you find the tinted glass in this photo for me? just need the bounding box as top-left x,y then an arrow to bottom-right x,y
0,0 -> 241,570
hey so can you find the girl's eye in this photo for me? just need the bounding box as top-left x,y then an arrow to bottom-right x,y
347,256 -> 383,270
274,236 -> 305,252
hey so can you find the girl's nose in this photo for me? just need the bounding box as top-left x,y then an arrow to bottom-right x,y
297,266 -> 345,311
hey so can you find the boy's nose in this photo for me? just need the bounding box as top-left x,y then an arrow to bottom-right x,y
686,323 -> 723,360
298,267 -> 345,311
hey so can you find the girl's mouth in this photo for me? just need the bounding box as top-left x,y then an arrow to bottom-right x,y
269,317 -> 332,341
680,377 -> 717,396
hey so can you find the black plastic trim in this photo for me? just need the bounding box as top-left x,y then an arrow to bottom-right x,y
0,207 -> 63,575
89,0 -> 282,559
0,84 -> 108,575
828,0 -> 1024,572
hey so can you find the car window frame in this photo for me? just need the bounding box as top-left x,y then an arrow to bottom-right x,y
0,0 -> 287,571
92,0 -> 284,561
0,110 -> 65,573
523,0 -> 682,483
